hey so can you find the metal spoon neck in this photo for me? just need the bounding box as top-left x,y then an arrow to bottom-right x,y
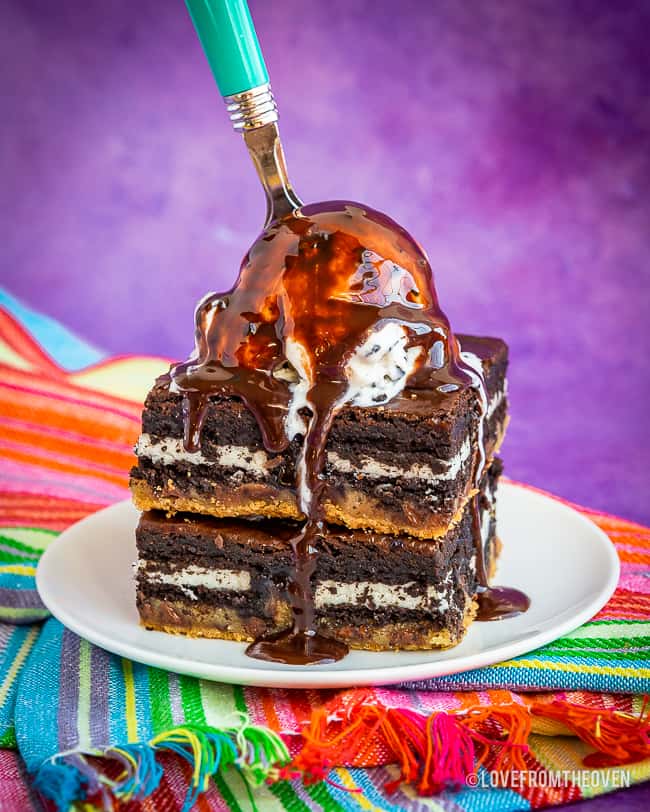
224,84 -> 302,225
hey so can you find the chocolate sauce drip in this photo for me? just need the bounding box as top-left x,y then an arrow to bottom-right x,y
246,519 -> 348,664
170,201 -> 526,663
470,494 -> 530,621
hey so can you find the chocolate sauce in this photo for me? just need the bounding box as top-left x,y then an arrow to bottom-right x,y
246,516 -> 347,664
170,200 -> 527,663
470,494 -> 530,620
476,586 -> 531,621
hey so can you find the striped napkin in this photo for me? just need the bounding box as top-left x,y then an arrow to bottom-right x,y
1,286 -> 649,812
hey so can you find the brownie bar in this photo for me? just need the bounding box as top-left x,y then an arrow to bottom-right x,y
130,335 -> 507,539
135,460 -> 502,651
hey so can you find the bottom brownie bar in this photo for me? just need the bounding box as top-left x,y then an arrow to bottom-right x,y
135,461 -> 502,651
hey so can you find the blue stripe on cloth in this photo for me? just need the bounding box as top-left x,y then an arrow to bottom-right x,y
0,287 -> 105,371
0,573 -> 36,591
0,625 -> 37,740
108,653 -> 130,746
398,670 -> 650,695
14,619 -> 63,772
131,660 -> 154,742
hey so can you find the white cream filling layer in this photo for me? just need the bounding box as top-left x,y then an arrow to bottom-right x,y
135,435 -> 269,477
136,424 -> 483,485
327,436 -> 471,482
138,562 -> 452,611
314,580 -> 450,612
139,563 -> 251,602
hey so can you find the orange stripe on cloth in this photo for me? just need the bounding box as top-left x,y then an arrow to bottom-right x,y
0,492 -> 103,530
1,417 -> 134,467
1,457 -> 129,507
0,425 -> 134,475
0,444 -> 129,488
260,689 -> 283,732
0,388 -> 139,446
606,526 -> 650,544
617,550 -> 650,566
592,514 -> 650,535
0,365 -> 143,416
290,689 -> 323,730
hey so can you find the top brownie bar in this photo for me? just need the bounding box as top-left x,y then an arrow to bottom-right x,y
130,335 -> 508,538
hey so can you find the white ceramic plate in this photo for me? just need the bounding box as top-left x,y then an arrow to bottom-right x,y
36,483 -> 618,689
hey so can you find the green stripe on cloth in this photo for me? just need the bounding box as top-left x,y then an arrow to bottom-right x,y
180,674 -> 207,725
148,668 -> 174,734
233,684 -> 248,715
268,780 -> 313,812
214,771 -> 245,812
0,607 -> 49,623
561,621 -> 650,639
304,780 -> 348,812
0,726 -> 16,748
0,528 -> 58,552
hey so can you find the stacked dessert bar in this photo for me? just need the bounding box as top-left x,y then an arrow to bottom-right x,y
130,334 -> 508,651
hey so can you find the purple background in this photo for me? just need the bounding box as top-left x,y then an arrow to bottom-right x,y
1,0 -> 649,532
1,2 -> 649,810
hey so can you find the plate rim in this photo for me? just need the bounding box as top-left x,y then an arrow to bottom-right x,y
36,483 -> 620,689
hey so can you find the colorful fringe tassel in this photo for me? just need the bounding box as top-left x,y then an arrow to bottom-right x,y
32,699 -> 650,810
34,719 -> 290,812
283,694 -> 650,797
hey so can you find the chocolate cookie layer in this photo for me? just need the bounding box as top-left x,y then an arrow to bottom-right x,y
130,335 -> 507,538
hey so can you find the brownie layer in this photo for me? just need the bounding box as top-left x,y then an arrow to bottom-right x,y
135,461 -> 502,651
130,334 -> 507,538
137,596 -> 479,650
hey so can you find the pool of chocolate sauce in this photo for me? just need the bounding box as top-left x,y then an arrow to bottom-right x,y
169,201 -> 528,664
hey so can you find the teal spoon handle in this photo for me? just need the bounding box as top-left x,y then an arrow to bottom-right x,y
185,0 -> 268,97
